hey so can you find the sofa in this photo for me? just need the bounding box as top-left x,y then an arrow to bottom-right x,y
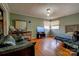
53,31 -> 79,55
0,34 -> 36,56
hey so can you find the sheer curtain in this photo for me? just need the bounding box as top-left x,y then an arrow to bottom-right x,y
44,20 -> 60,36
44,20 -> 50,37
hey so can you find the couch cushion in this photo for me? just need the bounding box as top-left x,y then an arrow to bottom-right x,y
3,35 -> 16,46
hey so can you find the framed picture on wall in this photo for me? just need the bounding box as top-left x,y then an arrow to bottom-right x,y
65,24 -> 79,33
15,20 -> 27,31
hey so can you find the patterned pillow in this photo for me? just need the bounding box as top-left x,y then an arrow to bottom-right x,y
3,35 -> 16,46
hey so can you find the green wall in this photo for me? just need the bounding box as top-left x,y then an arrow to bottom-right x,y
10,13 -> 79,38
10,13 -> 27,26
54,13 -> 79,33
10,13 -> 44,38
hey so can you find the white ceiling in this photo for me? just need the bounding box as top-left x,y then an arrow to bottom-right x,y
8,3 -> 79,20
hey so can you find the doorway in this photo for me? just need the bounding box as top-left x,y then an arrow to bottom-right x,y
0,7 -> 4,35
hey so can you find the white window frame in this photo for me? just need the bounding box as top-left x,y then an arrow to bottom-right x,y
50,20 -> 60,30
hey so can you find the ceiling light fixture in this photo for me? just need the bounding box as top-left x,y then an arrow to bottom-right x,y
47,13 -> 50,16
46,8 -> 51,16
47,8 -> 51,13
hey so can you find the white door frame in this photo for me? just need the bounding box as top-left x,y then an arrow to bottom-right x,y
0,3 -> 9,36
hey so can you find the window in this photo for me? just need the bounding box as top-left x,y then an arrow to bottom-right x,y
51,20 -> 60,29
44,20 -> 60,30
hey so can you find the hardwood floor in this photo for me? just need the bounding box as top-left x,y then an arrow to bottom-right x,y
31,37 -> 76,56
31,37 -> 62,56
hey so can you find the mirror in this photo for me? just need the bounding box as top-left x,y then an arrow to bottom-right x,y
15,20 -> 27,32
